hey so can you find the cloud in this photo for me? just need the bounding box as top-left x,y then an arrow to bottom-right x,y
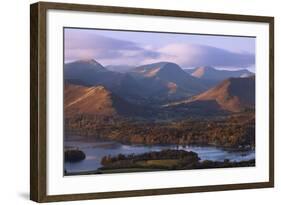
64,29 -> 160,65
155,43 -> 255,68
65,30 -> 255,69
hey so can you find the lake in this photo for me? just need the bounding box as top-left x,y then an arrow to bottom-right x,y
64,136 -> 255,174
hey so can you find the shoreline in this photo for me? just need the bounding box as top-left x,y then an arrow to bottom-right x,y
65,159 -> 256,176
65,136 -> 255,151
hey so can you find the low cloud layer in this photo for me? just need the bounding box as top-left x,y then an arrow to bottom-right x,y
155,44 -> 255,68
65,30 -> 255,69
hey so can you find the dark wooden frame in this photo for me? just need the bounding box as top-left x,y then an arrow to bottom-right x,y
30,1 -> 274,202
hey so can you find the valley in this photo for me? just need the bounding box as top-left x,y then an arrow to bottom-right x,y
63,59 -> 255,174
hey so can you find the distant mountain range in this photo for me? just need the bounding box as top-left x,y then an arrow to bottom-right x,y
185,66 -> 254,87
64,59 -> 255,116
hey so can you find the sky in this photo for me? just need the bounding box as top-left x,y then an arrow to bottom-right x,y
64,28 -> 256,72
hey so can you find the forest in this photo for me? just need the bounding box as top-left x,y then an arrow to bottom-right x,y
64,110 -> 255,149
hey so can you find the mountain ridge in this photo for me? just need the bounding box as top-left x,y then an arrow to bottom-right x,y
64,83 -> 147,117
64,59 -> 255,107
166,76 -> 255,112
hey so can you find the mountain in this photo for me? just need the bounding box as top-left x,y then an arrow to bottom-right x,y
66,60 -> 255,106
65,60 -> 210,104
64,59 -> 146,103
64,83 -> 146,117
131,62 -> 207,97
185,66 -> 254,87
65,59 -> 128,86
167,77 -> 255,112
65,59 -> 107,78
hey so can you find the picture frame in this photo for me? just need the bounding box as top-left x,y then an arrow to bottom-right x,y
30,1 -> 274,202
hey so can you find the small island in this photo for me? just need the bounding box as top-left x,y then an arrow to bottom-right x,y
64,149 -> 86,162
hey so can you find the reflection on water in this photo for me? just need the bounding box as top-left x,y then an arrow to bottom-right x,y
64,136 -> 255,174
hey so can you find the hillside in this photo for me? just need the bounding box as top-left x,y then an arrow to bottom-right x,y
64,83 -> 146,117
167,77 -> 255,112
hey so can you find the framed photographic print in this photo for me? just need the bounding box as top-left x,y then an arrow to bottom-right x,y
30,1 -> 274,202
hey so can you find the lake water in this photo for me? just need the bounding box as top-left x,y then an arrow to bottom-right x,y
64,136 -> 255,174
